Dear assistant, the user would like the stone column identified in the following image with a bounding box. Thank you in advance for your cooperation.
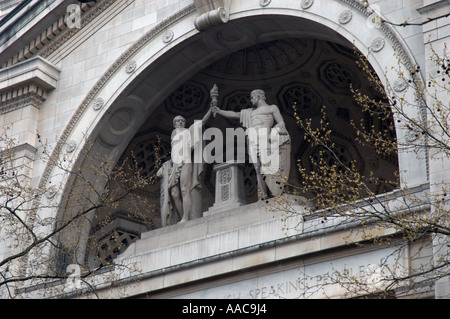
[204,162,246,216]
[0,56,59,185]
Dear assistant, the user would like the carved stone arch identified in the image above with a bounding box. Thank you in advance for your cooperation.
[35,0,426,268]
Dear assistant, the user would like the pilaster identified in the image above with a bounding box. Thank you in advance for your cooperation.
[0,56,60,182]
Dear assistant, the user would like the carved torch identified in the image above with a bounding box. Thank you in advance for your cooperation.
[210,84,219,117]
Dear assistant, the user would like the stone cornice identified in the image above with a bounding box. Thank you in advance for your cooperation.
[0,0,98,69]
[0,89,46,114]
[0,56,60,91]
[39,0,125,63]
[0,1,68,63]
[0,56,59,113]
[0,0,417,75]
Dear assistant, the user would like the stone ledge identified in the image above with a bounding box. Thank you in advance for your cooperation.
[117,197,308,276]
[417,0,450,14]
[110,185,431,297]
[109,217,400,298]
[26,188,430,298]
[0,56,60,92]
[129,196,307,255]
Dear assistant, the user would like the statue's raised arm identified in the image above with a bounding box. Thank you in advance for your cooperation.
[209,84,240,120]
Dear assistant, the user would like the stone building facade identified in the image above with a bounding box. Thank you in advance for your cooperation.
[0,0,448,299]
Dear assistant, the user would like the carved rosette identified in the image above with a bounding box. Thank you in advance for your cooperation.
[66,140,77,153]
[125,60,137,74]
[45,186,57,199]
[370,37,385,52]
[92,97,105,111]
[339,10,353,24]
[393,78,408,92]
[163,30,174,43]
[301,0,314,9]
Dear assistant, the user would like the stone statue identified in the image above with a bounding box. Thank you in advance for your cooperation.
[157,108,213,226]
[212,89,291,198]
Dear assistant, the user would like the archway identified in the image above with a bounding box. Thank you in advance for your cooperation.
[86,16,400,267]
[41,3,426,269]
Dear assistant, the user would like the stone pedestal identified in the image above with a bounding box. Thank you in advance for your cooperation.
[204,162,246,216]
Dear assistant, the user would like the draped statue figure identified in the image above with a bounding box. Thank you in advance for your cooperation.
[212,89,291,198]
[157,108,213,226]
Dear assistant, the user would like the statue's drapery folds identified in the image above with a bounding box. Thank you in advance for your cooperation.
[159,87,292,226]
[159,118,205,226]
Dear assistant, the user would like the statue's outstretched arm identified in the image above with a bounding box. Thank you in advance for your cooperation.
[212,105,240,119]
[201,106,213,124]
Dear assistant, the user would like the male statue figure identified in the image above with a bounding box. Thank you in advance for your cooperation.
[212,89,291,198]
[157,107,213,226]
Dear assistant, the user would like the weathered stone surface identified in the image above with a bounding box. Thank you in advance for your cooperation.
[0,0,448,299]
